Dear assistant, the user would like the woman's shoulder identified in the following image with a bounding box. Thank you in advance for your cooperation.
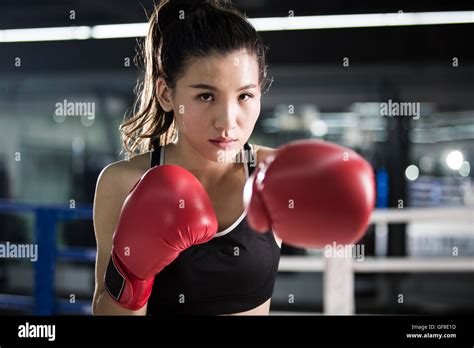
[251,143,276,166]
[96,152,152,200]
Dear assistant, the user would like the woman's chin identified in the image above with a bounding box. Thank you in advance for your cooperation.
[212,146,241,164]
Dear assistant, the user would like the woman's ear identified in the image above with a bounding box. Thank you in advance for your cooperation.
[156,77,174,112]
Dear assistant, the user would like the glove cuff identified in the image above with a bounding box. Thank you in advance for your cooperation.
[104,249,154,310]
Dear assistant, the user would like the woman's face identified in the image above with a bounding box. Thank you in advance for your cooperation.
[167,50,261,163]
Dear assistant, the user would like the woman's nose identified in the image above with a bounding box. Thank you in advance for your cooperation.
[214,103,238,132]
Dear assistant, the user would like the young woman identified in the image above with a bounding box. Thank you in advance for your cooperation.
[92,0,282,316]
[92,0,375,316]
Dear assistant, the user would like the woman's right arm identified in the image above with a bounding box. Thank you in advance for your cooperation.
[92,163,148,315]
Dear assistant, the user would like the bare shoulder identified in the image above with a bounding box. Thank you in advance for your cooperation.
[251,143,277,166]
[96,152,152,198]
[93,151,153,232]
[252,143,276,152]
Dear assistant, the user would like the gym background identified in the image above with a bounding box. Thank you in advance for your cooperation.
[0,0,473,315]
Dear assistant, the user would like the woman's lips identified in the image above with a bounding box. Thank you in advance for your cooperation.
[209,139,237,148]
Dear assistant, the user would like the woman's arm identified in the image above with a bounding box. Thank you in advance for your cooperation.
[253,145,282,247]
[92,162,148,315]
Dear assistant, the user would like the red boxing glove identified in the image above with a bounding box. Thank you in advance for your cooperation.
[105,165,218,310]
[243,140,375,248]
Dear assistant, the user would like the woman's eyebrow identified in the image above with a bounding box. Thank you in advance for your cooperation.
[188,83,257,91]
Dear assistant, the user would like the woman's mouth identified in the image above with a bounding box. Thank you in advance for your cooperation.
[209,138,238,148]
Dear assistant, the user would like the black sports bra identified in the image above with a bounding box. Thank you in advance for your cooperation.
[146,142,281,315]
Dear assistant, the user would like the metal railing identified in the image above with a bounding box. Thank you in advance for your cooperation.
[0,201,472,315]
[278,207,474,314]
[0,200,94,315]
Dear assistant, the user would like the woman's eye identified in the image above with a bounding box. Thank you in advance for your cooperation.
[198,93,253,102]
[239,93,253,101]
[198,93,214,102]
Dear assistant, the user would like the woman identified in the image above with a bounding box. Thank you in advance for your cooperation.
[92,0,375,317]
[92,0,283,316]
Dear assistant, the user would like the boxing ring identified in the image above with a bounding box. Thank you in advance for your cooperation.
[0,200,472,315]
[278,207,474,314]
[0,200,94,315]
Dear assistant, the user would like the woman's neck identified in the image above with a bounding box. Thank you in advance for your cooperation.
[164,140,243,189]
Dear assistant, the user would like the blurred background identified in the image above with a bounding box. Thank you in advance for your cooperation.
[0,0,473,315]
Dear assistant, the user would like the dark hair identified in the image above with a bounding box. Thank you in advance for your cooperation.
[120,0,272,157]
